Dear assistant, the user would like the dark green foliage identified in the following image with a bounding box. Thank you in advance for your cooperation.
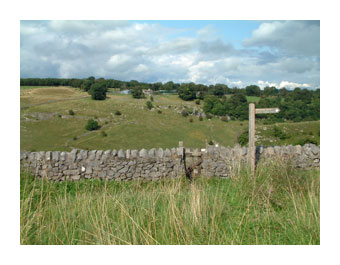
[157,110,162,114]
[195,99,200,105]
[203,94,248,120]
[131,87,145,99]
[181,110,189,117]
[68,110,75,116]
[85,119,100,131]
[178,83,197,101]
[150,95,154,102]
[73,136,77,141]
[208,140,214,145]
[88,82,107,100]
[245,85,261,96]
[115,111,121,115]
[146,101,153,110]
[101,131,107,137]
[238,130,249,146]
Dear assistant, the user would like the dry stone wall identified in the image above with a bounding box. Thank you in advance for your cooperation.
[20,144,320,181]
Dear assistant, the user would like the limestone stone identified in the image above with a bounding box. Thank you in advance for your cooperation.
[118,149,125,159]
[157,148,164,159]
[88,150,96,161]
[112,149,118,157]
[131,149,139,158]
[148,148,156,158]
[126,149,131,159]
[60,152,67,161]
[96,150,103,160]
[45,151,52,161]
[139,149,148,158]
[164,149,171,157]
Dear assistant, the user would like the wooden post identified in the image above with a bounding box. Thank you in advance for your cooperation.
[248,105,280,176]
[249,103,256,176]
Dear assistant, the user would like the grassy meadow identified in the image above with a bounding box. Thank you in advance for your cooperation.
[20,159,320,245]
[20,86,319,152]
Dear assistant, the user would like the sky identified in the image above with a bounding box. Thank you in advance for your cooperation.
[20,20,320,89]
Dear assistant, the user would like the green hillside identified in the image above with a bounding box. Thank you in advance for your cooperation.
[20,86,320,151]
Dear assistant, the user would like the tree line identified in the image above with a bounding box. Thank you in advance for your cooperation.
[20,77,320,122]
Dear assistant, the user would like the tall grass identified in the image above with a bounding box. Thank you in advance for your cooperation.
[20,160,319,245]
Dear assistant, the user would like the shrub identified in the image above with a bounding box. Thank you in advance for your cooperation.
[206,113,212,119]
[146,101,153,110]
[195,99,200,105]
[208,140,214,145]
[85,119,100,131]
[115,110,121,115]
[238,130,249,146]
[58,114,62,118]
[181,110,188,117]
[88,82,107,100]
[131,87,145,99]
[101,131,107,137]
[189,118,193,123]
[150,95,154,102]
[199,116,203,121]
[157,110,162,114]
[68,110,75,116]
[73,136,77,141]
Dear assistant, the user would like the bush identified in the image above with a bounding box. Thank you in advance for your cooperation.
[199,116,203,121]
[208,140,214,145]
[73,136,77,141]
[238,130,249,146]
[189,118,193,123]
[146,101,153,110]
[115,110,121,115]
[206,113,212,119]
[131,87,145,99]
[181,110,188,117]
[85,119,100,131]
[88,82,107,100]
[150,95,154,102]
[101,131,107,137]
[68,110,75,116]
[195,99,200,105]
[157,110,162,114]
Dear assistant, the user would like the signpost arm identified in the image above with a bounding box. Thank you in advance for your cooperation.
[249,103,256,176]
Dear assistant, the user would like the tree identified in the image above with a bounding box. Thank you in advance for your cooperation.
[131,87,145,99]
[245,85,261,96]
[88,82,107,100]
[178,83,197,101]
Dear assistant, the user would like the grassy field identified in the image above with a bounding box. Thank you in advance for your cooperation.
[20,159,320,245]
[20,86,319,151]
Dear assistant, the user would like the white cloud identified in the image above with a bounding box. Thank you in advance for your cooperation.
[20,20,320,88]
[279,81,311,89]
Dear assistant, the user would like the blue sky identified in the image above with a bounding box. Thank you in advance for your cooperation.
[20,20,320,89]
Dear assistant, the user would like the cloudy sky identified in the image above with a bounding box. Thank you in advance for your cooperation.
[20,20,320,89]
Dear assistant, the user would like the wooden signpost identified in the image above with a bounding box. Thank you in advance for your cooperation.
[249,103,280,176]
